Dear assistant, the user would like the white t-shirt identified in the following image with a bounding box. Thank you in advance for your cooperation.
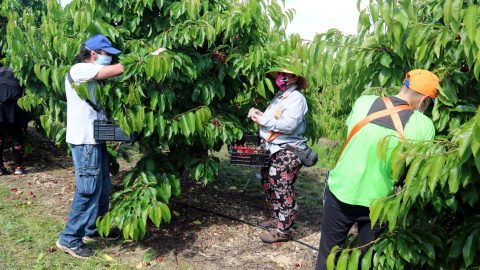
[65,62,106,145]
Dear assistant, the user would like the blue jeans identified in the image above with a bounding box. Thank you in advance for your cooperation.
[58,143,111,248]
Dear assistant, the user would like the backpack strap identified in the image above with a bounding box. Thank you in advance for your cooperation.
[336,97,412,166]
[67,71,102,112]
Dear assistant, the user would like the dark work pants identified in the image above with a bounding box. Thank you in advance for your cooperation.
[0,122,23,168]
[315,185,386,270]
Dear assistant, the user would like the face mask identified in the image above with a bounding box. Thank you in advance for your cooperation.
[276,75,289,90]
[94,54,112,66]
[417,96,428,113]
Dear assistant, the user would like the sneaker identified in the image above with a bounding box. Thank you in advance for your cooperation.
[258,218,277,229]
[56,240,95,259]
[0,167,5,176]
[83,230,120,241]
[14,166,23,175]
[260,230,290,243]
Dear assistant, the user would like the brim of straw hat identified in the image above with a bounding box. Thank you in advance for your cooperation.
[269,69,310,90]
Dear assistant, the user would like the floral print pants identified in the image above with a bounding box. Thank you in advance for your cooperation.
[260,149,302,234]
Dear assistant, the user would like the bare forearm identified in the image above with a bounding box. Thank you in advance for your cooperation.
[93,63,124,80]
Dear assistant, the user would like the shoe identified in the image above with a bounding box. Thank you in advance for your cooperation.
[258,218,277,229]
[56,240,95,259]
[0,167,5,176]
[14,166,23,175]
[83,230,120,241]
[260,230,290,243]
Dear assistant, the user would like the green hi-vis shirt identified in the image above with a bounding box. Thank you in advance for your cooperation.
[328,95,435,207]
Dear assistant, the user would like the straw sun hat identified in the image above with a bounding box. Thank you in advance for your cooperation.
[269,68,310,90]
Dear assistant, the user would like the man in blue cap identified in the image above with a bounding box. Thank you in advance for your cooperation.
[56,34,165,259]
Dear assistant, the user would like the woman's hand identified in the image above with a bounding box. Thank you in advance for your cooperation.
[150,48,168,55]
[248,108,263,118]
[250,113,261,124]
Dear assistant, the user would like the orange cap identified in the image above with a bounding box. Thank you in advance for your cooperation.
[403,69,440,98]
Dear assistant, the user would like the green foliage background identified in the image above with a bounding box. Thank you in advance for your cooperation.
[1,0,480,268]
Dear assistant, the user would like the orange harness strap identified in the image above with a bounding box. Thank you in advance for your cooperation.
[335,97,412,166]
[266,130,282,142]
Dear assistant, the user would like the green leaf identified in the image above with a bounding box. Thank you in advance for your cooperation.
[326,246,339,270]
[459,117,476,164]
[463,231,478,267]
[450,233,468,258]
[380,53,392,67]
[265,78,275,93]
[337,249,349,270]
[360,247,373,270]
[159,203,171,223]
[377,135,392,162]
[464,6,478,43]
[428,154,446,193]
[146,112,154,135]
[169,175,181,196]
[348,250,361,270]
[361,37,380,49]
[187,112,196,135]
[387,195,401,231]
[369,199,384,227]
[180,114,191,137]
[143,250,152,263]
[257,80,266,98]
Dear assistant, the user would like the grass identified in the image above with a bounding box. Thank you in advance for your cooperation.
[0,188,122,270]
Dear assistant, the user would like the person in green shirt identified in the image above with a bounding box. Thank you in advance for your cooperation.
[315,70,440,269]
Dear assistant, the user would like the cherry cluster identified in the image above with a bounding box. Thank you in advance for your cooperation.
[212,51,228,63]
[234,145,257,154]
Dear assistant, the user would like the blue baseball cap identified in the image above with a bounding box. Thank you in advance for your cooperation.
[84,34,121,55]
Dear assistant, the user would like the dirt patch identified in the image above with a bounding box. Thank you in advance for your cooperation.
[1,128,325,269]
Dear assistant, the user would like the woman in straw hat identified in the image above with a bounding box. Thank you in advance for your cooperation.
[248,68,310,243]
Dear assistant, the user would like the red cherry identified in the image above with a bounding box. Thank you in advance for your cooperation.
[235,36,239,39]
[456,34,461,40]
[133,187,138,190]
[237,105,241,109]
[217,126,220,130]
[11,188,17,192]
[143,243,148,247]
[222,59,225,63]
[131,248,135,251]
[222,115,225,119]
[158,257,163,262]
[213,121,216,124]
[105,264,110,268]
[29,192,33,195]
[201,159,204,163]
[295,263,300,267]
[213,51,219,56]
[256,101,259,103]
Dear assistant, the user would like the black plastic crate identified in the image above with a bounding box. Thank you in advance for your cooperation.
[228,131,270,167]
[94,120,139,142]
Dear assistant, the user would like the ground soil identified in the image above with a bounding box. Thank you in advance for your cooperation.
[1,128,328,269]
